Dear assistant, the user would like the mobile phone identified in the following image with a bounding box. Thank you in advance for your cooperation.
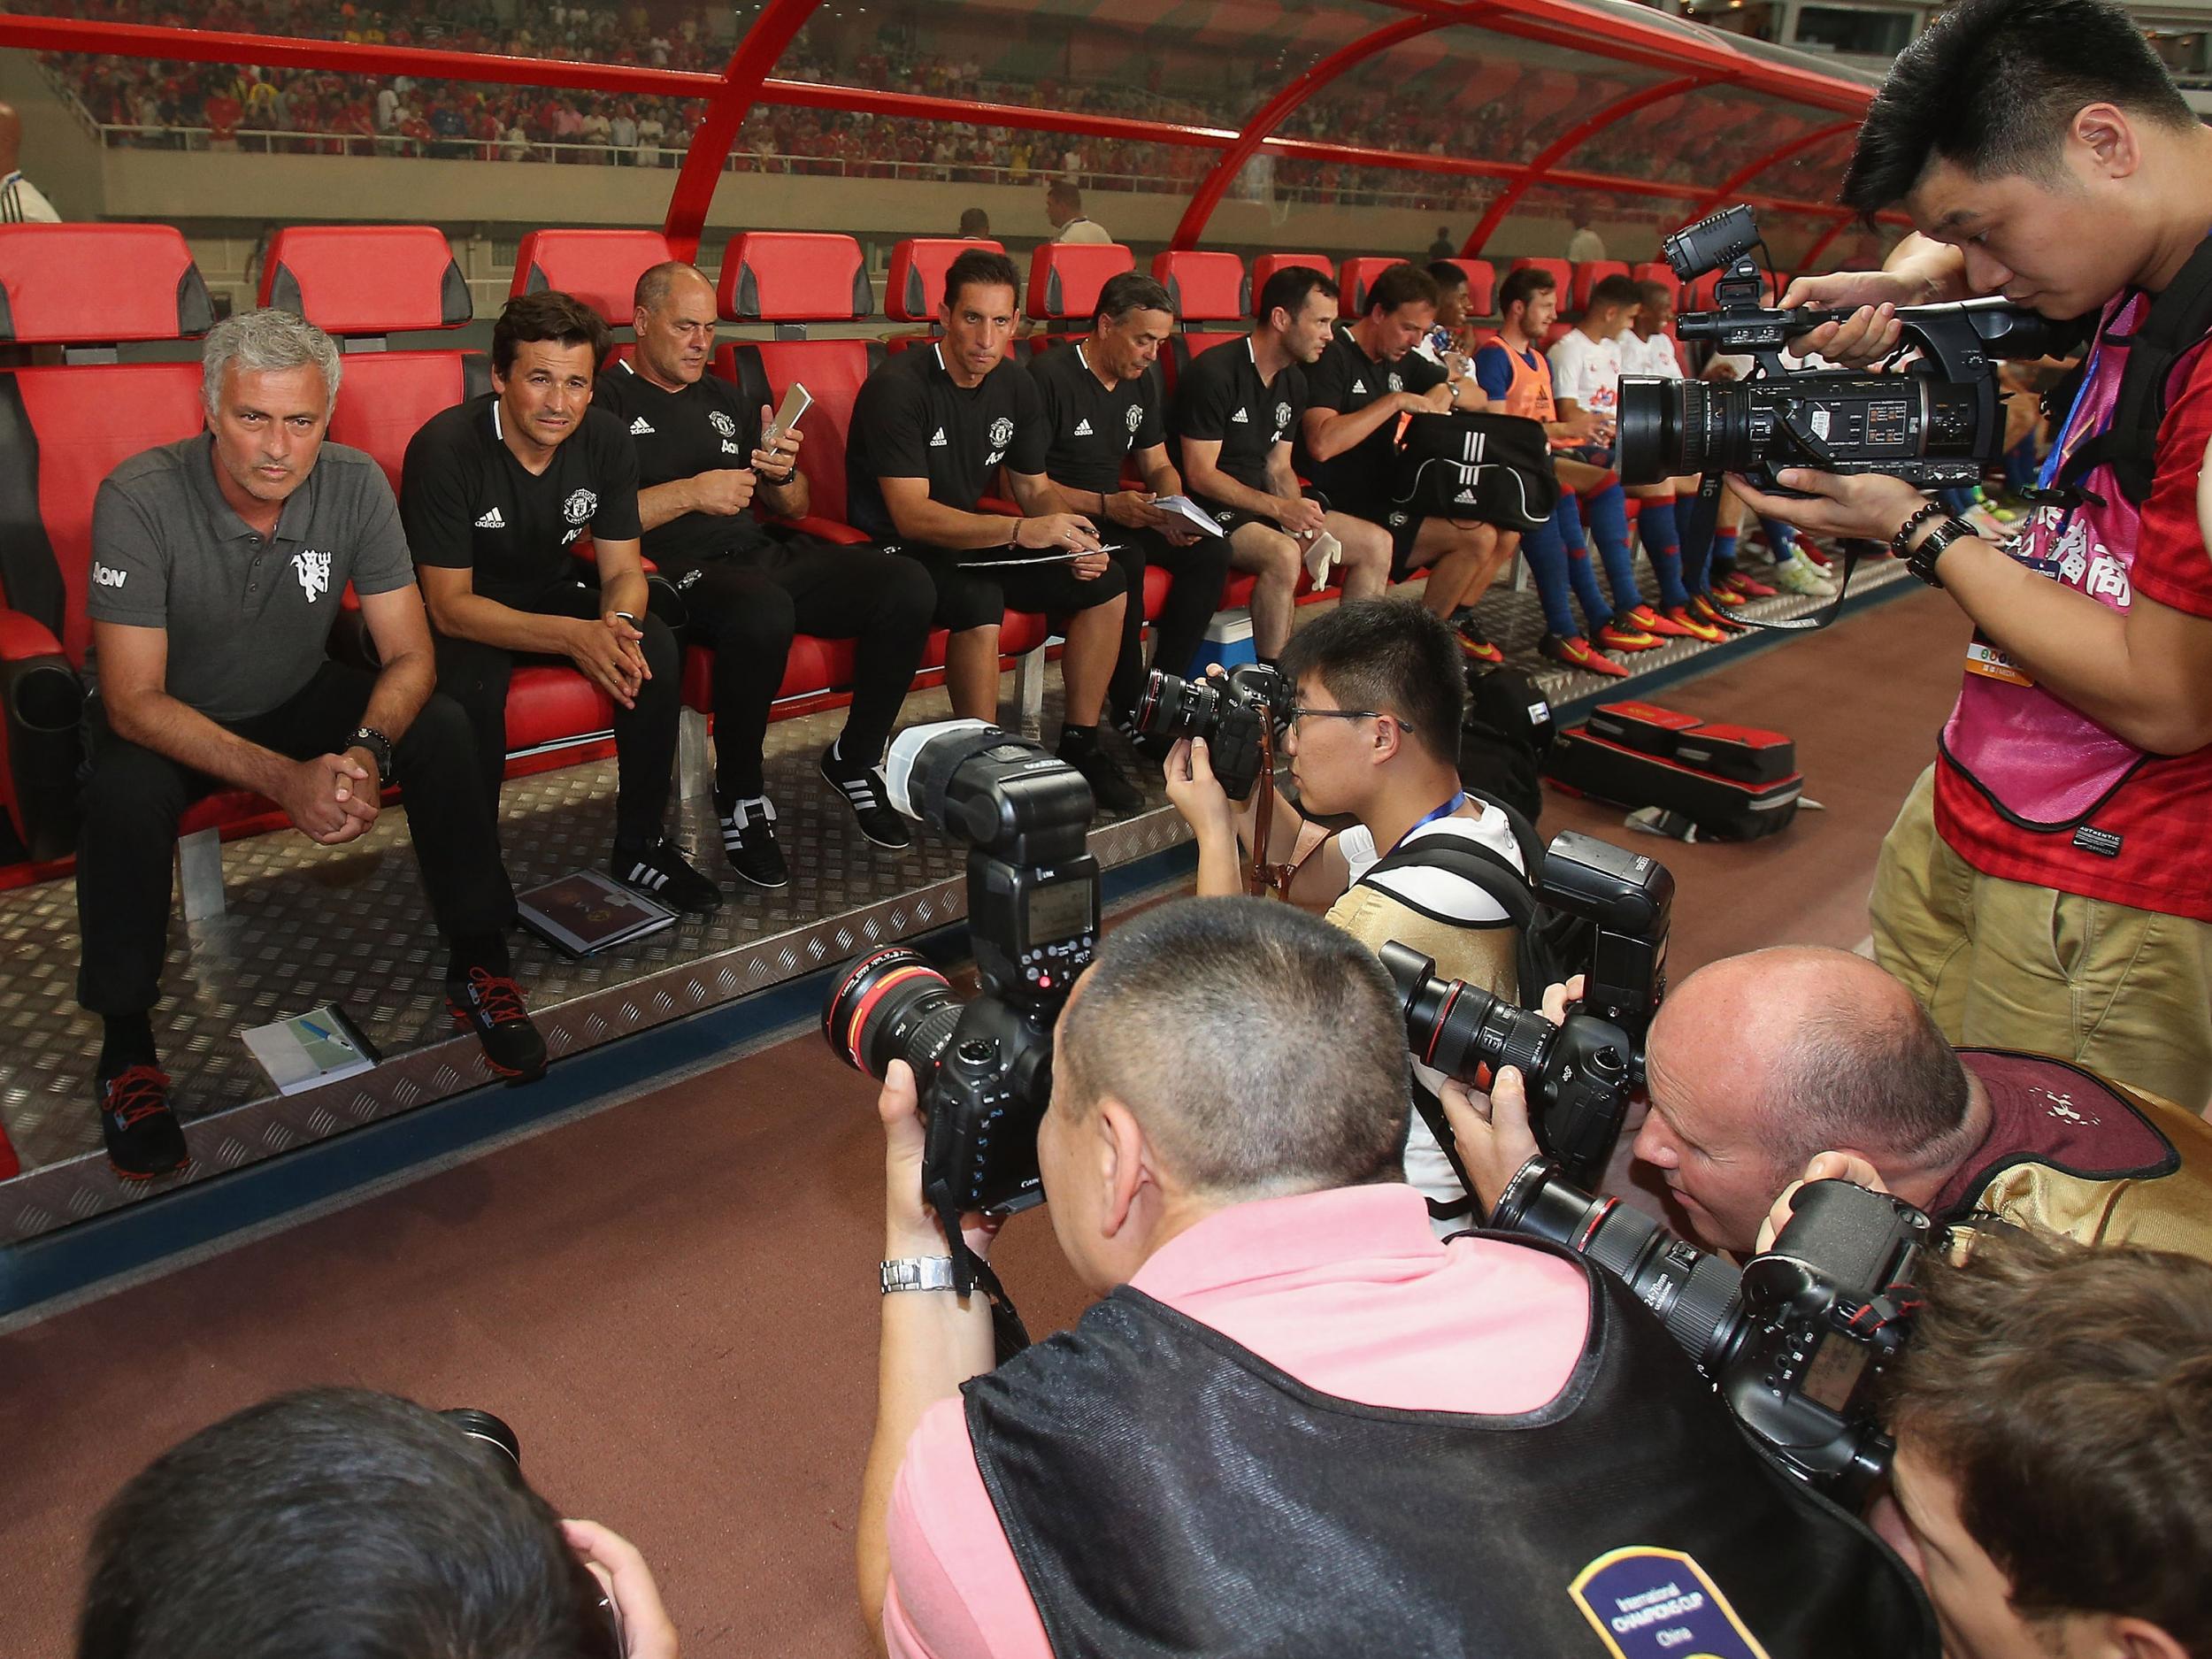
[762,381,812,450]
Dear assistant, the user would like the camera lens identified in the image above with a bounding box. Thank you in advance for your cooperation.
[1617,374,1686,486]
[441,1408,522,1471]
[823,947,964,1084]
[1133,669,1222,745]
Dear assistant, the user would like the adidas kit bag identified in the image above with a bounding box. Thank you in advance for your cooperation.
[1391,411,1558,531]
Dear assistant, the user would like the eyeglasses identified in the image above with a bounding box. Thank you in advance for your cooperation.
[1280,706,1411,734]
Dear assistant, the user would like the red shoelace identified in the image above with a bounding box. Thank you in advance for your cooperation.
[457,967,529,1025]
[104,1064,173,1128]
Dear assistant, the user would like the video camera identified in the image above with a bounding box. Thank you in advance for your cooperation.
[1131,663,1294,802]
[1490,1161,1931,1496]
[823,720,1100,1293]
[1618,204,2083,492]
[1380,831,1673,1187]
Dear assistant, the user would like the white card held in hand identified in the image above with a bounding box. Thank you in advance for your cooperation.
[1149,495,1228,537]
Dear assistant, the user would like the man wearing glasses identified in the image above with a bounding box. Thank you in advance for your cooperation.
[1164,598,1525,1232]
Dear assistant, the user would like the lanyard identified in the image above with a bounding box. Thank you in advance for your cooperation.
[1391,791,1468,856]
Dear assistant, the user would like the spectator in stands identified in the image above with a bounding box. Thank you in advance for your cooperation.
[403,289,721,916]
[843,249,1142,815]
[1746,0,2212,1108]
[1172,266,1392,663]
[1547,273,1716,639]
[1473,265,1644,677]
[1297,262,1510,659]
[1165,599,1526,1225]
[1426,225,1455,261]
[0,100,61,222]
[1444,944,2212,1260]
[76,1387,678,1659]
[1044,180,1111,245]
[956,206,990,237]
[860,895,1925,1656]
[76,310,542,1180]
[1872,1229,2212,1659]
[1565,206,1607,265]
[1027,273,1231,778]
[595,262,935,876]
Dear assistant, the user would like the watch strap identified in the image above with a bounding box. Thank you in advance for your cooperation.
[880,1256,958,1294]
[1905,516,1976,589]
[347,726,393,783]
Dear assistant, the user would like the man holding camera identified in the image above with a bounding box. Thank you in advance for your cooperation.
[1732,0,2212,1108]
[857,897,1929,1657]
[845,249,1143,816]
[1024,272,1231,745]
[1294,262,1506,641]
[1163,599,1527,1227]
[1445,943,2212,1263]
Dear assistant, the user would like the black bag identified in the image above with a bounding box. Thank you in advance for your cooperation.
[1458,665,1554,826]
[2054,233,2212,507]
[1390,411,1558,530]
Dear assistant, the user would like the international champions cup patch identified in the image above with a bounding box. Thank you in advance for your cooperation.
[1570,1547,1770,1659]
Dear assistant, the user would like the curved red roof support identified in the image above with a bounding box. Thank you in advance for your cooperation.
[1461,73,1707,257]
[1168,13,1455,252]
[662,0,830,262]
[1687,119,1862,220]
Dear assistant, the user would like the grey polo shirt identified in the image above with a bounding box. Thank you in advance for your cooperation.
[87,434,416,722]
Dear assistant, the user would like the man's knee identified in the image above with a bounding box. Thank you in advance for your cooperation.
[1236,529,1300,584]
[81,735,190,822]
[875,552,938,625]
[392,692,478,780]
[699,577,795,656]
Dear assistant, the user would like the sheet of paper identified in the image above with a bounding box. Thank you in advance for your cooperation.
[1150,495,1227,537]
[960,545,1123,569]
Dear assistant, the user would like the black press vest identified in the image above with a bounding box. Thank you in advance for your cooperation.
[964,1240,1935,1658]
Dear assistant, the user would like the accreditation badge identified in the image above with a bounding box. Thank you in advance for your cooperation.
[1570,1546,1770,1659]
[1963,636,2035,688]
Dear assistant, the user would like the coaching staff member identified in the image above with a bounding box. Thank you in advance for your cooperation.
[856,898,1934,1658]
[1740,0,2212,1107]
[845,248,1141,816]
[594,261,935,880]
[1025,271,1231,744]
[402,289,719,915]
[76,310,541,1179]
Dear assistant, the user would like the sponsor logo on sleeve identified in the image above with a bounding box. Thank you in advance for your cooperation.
[92,562,127,588]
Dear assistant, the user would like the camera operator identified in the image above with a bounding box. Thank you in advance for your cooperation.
[857,897,1931,1658]
[1161,599,1528,1227]
[1870,1226,2212,1659]
[75,1387,675,1659]
[1441,943,2212,1262]
[1731,0,2212,1108]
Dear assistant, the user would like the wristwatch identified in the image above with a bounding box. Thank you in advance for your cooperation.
[880,1256,958,1294]
[347,725,393,784]
[1901,513,1976,590]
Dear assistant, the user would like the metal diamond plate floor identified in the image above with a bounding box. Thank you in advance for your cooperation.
[0,548,1903,1245]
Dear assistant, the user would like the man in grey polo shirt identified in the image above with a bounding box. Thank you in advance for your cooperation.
[76,310,543,1182]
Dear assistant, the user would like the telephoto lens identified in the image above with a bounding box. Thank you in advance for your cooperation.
[1131,668,1271,801]
[823,946,965,1091]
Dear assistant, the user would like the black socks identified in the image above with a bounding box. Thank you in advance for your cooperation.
[446,932,513,987]
[99,1011,157,1079]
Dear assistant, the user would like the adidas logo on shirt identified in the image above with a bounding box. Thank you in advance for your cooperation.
[1352,379,1367,394]
[929,427,949,448]
[474,508,505,528]
[629,416,655,435]
[1230,408,1249,424]
[1073,418,1094,437]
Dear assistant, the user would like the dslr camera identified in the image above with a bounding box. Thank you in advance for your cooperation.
[1381,831,1673,1187]
[1132,662,1294,802]
[1491,1160,1931,1495]
[1618,204,2083,492]
[823,720,1100,1292]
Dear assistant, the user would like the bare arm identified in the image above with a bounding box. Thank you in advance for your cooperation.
[416,562,645,710]
[1134,443,1183,500]
[350,583,436,743]
[881,474,1102,554]
[1179,434,1288,523]
[1299,388,1440,464]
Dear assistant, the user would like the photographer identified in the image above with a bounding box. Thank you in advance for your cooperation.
[76,1387,675,1659]
[1871,1227,2212,1659]
[1441,944,2212,1261]
[1731,0,2212,1108]
[856,897,1930,1657]
[1161,599,1527,1225]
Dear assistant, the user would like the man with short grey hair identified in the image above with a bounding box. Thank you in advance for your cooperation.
[76,309,541,1181]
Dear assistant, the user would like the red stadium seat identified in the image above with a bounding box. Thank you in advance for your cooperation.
[1249,253,1336,311]
[886,236,1006,322]
[1682,270,1724,312]
[1509,257,1574,306]
[1570,260,1632,313]
[511,227,675,327]
[1339,257,1410,317]
[260,225,486,495]
[1026,241,1133,322]
[0,226,217,864]
[720,231,874,325]
[1151,250,1247,323]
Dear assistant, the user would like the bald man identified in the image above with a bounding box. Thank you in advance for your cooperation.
[1444,945,2212,1260]
[0,102,61,223]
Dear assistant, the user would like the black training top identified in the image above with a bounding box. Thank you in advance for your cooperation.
[1298,323,1446,512]
[1171,335,1305,497]
[1026,339,1165,496]
[592,357,770,569]
[400,392,642,609]
[846,343,1048,545]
